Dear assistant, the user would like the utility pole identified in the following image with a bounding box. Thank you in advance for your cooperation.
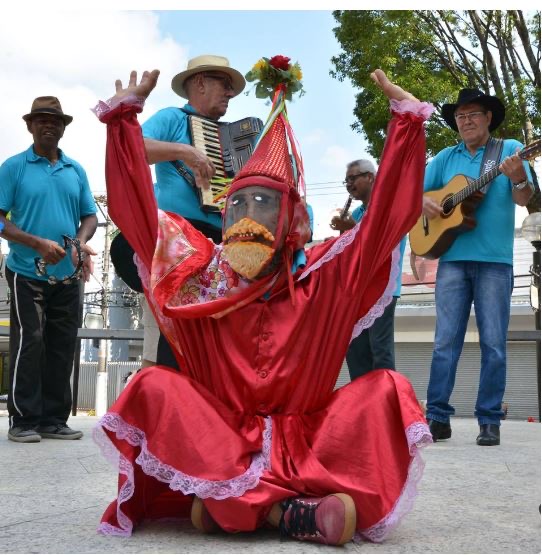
[95,210,112,417]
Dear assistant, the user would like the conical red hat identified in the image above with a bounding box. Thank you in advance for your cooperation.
[231,114,295,190]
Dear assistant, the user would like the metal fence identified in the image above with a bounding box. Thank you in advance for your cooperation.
[72,361,140,411]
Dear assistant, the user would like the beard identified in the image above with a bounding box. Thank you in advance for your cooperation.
[223,217,276,280]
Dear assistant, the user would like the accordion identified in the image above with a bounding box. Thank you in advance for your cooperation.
[185,115,263,213]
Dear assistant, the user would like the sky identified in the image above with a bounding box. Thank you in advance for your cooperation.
[0,5,538,279]
[0,9,370,247]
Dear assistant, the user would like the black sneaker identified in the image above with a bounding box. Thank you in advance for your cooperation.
[37,424,83,440]
[427,419,452,441]
[8,426,41,443]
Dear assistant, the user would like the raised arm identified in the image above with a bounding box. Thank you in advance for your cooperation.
[95,70,161,270]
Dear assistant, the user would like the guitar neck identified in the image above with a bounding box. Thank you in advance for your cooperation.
[454,165,502,205]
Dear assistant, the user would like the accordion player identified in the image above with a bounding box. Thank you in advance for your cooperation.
[171,114,263,213]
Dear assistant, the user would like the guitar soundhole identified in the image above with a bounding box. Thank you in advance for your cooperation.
[441,196,454,218]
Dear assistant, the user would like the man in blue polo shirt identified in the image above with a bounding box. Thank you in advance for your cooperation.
[417,89,534,446]
[0,96,97,443]
[330,159,407,378]
[140,54,245,367]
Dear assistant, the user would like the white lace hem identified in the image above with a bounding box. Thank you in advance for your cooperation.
[355,421,433,543]
[93,412,272,536]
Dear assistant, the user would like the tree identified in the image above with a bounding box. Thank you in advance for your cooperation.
[331,10,540,156]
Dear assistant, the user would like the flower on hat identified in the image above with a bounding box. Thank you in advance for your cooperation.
[245,55,305,101]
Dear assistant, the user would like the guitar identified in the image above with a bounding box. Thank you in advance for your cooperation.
[409,140,541,259]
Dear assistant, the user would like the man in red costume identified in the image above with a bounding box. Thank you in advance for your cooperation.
[93,67,434,546]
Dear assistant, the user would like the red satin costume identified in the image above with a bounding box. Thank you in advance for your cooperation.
[93,97,433,543]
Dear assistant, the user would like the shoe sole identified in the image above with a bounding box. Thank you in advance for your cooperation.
[8,433,41,443]
[433,431,452,441]
[39,432,83,440]
[476,439,500,446]
[331,493,357,545]
[191,497,219,533]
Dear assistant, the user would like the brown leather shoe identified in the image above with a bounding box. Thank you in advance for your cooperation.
[191,497,220,533]
[274,493,356,546]
[476,424,500,446]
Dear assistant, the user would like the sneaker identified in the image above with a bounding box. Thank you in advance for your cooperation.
[274,493,356,546]
[37,424,83,440]
[8,426,41,443]
[191,497,220,533]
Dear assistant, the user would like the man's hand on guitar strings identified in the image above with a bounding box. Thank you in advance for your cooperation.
[422,196,443,219]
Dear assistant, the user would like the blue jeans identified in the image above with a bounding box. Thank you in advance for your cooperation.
[426,261,513,426]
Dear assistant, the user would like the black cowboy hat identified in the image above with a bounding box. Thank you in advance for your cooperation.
[441,88,505,132]
[110,232,143,293]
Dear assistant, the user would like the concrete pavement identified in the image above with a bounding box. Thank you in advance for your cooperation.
[0,413,539,554]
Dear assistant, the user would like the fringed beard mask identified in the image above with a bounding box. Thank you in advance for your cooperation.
[223,185,287,280]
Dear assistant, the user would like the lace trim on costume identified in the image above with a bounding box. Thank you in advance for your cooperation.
[93,412,273,536]
[297,220,361,281]
[390,99,435,120]
[91,94,145,119]
[168,246,252,306]
[355,421,433,543]
[350,246,400,341]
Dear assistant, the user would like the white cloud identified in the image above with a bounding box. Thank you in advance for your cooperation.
[0,11,188,198]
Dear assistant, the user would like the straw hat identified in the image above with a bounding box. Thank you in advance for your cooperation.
[171,54,245,99]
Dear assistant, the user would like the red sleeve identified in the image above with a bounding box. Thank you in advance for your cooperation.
[303,109,426,317]
[100,103,158,270]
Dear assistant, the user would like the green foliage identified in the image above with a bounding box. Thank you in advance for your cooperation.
[331,10,541,161]
[245,57,305,102]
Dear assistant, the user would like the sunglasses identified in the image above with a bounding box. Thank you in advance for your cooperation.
[203,73,235,92]
[343,172,371,185]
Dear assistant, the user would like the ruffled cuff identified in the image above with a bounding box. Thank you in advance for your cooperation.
[91,94,146,121]
[390,99,435,121]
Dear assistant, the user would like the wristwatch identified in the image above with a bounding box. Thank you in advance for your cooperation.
[512,179,533,192]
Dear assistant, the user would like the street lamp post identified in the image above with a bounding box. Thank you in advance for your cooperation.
[521,212,541,421]
[84,312,107,417]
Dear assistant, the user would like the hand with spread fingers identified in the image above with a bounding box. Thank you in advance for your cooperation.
[113,69,160,103]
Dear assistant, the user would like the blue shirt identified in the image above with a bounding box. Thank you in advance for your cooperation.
[142,104,221,229]
[352,204,406,297]
[424,138,532,265]
[0,146,97,280]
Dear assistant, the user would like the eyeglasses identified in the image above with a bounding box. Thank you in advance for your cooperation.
[34,235,84,285]
[343,172,371,185]
[203,73,235,92]
[454,111,487,123]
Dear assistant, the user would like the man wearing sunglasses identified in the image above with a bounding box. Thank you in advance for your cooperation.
[132,55,245,369]
[330,159,407,379]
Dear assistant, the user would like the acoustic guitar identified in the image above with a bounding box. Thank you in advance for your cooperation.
[409,140,541,259]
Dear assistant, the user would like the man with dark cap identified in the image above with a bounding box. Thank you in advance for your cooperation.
[413,88,534,446]
[0,96,97,443]
[92,66,433,546]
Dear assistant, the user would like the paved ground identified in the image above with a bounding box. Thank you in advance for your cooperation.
[0,413,539,554]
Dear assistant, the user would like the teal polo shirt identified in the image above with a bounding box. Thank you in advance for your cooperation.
[0,146,96,280]
[424,138,533,265]
[142,104,221,229]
